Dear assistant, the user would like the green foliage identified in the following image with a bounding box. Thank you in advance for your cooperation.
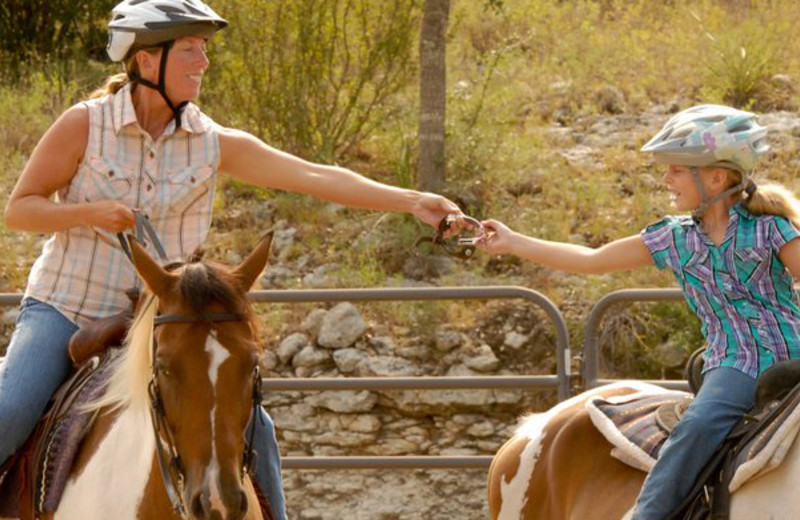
[203,0,422,162]
[0,0,115,79]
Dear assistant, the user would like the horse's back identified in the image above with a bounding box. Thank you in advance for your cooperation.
[489,383,658,520]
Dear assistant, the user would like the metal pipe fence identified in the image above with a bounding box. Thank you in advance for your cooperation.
[0,286,569,470]
[582,288,690,392]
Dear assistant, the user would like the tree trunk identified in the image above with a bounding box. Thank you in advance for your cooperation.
[417,0,450,192]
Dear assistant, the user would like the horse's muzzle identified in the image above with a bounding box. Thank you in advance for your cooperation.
[190,486,248,520]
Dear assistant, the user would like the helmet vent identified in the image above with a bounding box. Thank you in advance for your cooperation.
[729,123,753,133]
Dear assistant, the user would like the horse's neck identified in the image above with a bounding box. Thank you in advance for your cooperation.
[55,406,155,520]
[730,428,800,520]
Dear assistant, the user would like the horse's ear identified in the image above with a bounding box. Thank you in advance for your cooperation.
[128,235,176,297]
[233,231,274,291]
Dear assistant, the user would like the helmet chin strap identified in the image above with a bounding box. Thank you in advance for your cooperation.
[690,166,749,221]
[128,41,188,129]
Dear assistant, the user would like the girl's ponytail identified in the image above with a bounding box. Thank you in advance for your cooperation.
[743,182,800,231]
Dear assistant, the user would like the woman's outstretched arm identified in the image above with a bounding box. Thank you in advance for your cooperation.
[217,127,461,228]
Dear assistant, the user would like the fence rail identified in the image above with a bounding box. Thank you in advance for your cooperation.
[0,286,570,470]
[582,288,690,392]
[1,286,696,470]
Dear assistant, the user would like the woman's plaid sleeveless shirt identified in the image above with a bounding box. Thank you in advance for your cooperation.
[641,203,800,378]
[25,84,220,326]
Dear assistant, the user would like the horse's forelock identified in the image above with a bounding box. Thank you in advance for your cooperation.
[178,261,248,316]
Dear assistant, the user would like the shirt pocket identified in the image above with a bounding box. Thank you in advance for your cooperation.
[81,155,134,202]
[734,247,770,285]
[164,165,215,214]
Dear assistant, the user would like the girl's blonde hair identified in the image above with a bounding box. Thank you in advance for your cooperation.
[88,47,159,99]
[728,169,800,230]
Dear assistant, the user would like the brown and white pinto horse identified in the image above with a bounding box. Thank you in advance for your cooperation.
[32,234,273,520]
[488,381,800,520]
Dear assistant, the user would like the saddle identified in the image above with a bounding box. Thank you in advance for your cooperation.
[0,353,115,520]
[588,355,800,520]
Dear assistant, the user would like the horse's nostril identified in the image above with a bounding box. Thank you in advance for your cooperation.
[191,491,207,518]
[239,490,248,515]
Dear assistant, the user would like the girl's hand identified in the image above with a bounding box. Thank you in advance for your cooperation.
[85,201,136,233]
[477,219,517,256]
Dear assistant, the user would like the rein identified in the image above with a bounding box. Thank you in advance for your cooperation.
[120,214,262,517]
[414,214,485,260]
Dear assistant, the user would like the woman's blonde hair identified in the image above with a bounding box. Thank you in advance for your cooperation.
[88,47,159,99]
[728,169,800,230]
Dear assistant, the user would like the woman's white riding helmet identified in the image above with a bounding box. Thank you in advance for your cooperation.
[641,104,769,218]
[106,0,227,128]
[107,0,227,62]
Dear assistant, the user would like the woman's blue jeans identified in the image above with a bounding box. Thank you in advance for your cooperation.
[0,298,287,519]
[631,366,757,520]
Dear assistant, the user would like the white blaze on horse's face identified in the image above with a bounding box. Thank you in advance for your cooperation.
[204,332,232,516]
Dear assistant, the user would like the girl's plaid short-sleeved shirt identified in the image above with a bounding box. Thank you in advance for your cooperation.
[642,203,800,377]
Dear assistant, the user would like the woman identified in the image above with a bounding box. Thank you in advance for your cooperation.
[477,104,800,519]
[1,0,464,518]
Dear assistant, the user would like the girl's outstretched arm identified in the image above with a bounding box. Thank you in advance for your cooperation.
[478,219,654,274]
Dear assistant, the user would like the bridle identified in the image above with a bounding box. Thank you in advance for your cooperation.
[147,310,263,517]
[119,213,263,517]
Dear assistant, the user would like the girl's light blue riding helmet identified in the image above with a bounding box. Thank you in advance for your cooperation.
[641,104,769,218]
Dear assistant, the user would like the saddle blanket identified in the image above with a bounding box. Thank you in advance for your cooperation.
[586,387,800,492]
[0,353,115,517]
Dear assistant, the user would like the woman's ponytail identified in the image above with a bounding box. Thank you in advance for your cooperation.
[88,72,130,99]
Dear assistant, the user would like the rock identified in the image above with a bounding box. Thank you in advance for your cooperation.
[306,390,378,413]
[466,422,496,438]
[273,227,297,260]
[357,355,422,377]
[465,345,500,372]
[344,415,382,433]
[260,350,279,371]
[292,346,331,367]
[332,348,367,373]
[277,333,308,364]
[314,431,376,447]
[302,309,328,340]
[503,331,528,350]
[402,255,455,280]
[435,330,463,352]
[260,265,296,288]
[370,438,419,455]
[558,145,602,169]
[1,307,18,325]
[303,263,339,287]
[317,303,367,349]
[368,336,395,355]
[271,404,319,432]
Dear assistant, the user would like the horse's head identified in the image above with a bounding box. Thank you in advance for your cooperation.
[129,233,273,520]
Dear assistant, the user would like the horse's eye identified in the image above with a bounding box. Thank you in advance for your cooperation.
[156,360,172,378]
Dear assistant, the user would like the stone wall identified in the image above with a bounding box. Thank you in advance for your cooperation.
[259,302,559,519]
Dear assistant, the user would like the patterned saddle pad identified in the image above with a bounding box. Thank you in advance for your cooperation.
[586,390,692,472]
[0,352,115,518]
[586,386,800,492]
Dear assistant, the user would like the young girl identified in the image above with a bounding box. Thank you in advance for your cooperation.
[477,104,800,520]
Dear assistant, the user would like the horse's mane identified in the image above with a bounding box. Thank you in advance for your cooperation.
[85,256,258,414]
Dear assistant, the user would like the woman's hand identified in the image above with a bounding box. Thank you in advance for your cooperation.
[410,192,464,230]
[84,201,136,233]
[477,219,518,256]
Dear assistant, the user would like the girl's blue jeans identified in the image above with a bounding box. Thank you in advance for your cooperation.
[0,298,287,519]
[631,366,757,520]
